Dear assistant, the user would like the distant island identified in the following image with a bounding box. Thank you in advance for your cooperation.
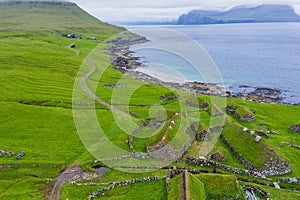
[176,4,300,25]
[121,4,300,26]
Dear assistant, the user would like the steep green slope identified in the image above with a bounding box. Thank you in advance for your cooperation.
[0,0,124,34]
[0,1,124,199]
[1,1,300,200]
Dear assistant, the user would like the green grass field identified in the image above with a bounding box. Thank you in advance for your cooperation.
[196,174,241,200]
[187,173,206,200]
[1,1,300,199]
[167,173,183,200]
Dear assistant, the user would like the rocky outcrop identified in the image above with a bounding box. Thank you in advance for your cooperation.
[290,124,300,133]
[125,70,226,97]
[107,35,148,72]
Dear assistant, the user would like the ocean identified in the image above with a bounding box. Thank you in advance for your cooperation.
[127,23,300,104]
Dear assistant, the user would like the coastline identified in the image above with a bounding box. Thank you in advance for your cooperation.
[107,35,225,97]
[106,34,299,105]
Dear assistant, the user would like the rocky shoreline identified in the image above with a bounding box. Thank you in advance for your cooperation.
[107,35,298,105]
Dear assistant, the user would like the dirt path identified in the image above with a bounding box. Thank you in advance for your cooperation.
[50,60,122,200]
[183,170,189,200]
[49,166,83,200]
[80,60,135,121]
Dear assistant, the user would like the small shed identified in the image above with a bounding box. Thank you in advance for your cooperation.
[66,34,77,38]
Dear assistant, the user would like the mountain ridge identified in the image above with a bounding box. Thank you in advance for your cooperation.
[177,4,300,25]
[0,0,124,34]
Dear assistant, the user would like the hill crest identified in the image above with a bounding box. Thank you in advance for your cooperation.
[177,4,300,25]
[0,0,123,34]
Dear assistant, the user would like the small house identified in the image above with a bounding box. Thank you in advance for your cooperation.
[66,34,77,38]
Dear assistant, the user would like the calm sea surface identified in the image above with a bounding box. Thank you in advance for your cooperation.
[127,23,300,103]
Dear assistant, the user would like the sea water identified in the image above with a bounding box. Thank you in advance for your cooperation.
[128,23,300,103]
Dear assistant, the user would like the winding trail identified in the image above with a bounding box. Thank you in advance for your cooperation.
[49,166,83,200]
[80,60,136,122]
[80,60,114,111]
[50,60,135,200]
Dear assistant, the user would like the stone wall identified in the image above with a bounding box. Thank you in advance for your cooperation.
[147,114,179,153]
[219,134,291,177]
[243,185,270,198]
[187,157,264,178]
[0,164,18,169]
[87,176,160,199]
[94,155,132,163]
[160,94,179,101]
[185,101,208,108]
[278,177,300,184]
[226,105,255,122]
[186,157,291,178]
[208,104,224,117]
[220,134,255,170]
[282,142,300,150]
[165,171,171,192]
[209,125,225,132]
[255,130,270,138]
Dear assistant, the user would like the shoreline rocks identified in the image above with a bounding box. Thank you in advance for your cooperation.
[106,34,298,105]
[107,35,227,97]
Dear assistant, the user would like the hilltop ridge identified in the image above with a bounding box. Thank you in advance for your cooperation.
[177,4,300,25]
[0,0,124,34]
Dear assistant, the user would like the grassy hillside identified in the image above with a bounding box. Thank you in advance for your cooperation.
[0,1,124,199]
[196,174,241,200]
[0,1,124,34]
[1,1,300,200]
